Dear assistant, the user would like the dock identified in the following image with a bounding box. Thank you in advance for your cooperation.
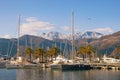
[89,63,120,70]
[50,62,120,70]
[0,61,120,70]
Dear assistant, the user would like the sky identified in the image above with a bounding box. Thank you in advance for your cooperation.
[0,0,120,38]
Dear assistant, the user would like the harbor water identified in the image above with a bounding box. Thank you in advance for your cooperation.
[0,69,120,80]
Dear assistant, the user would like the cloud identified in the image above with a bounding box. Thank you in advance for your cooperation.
[61,26,80,34]
[91,27,113,34]
[0,34,11,39]
[61,26,71,31]
[21,17,55,36]
[26,17,37,22]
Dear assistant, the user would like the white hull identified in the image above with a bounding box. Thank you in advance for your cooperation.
[6,63,22,69]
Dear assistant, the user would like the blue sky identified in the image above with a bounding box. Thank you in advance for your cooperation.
[0,0,120,38]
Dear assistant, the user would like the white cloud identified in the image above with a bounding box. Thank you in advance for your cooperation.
[91,27,113,34]
[26,17,37,22]
[0,34,11,39]
[62,26,71,31]
[61,26,80,34]
[21,17,55,36]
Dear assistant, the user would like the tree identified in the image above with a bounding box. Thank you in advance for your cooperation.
[86,44,95,61]
[77,46,86,61]
[46,48,54,62]
[52,46,60,59]
[34,48,44,63]
[25,47,33,62]
[46,46,60,62]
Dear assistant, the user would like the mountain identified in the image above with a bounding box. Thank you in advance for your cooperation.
[0,31,120,57]
[40,32,67,40]
[75,31,103,40]
[90,31,120,56]
[0,38,17,57]
[39,31,103,40]
[0,35,72,57]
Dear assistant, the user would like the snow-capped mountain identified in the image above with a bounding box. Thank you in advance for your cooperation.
[40,31,103,40]
[76,31,103,39]
[40,32,67,40]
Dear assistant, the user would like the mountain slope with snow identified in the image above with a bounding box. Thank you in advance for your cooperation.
[40,31,103,40]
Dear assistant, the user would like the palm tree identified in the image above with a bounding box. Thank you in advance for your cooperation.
[25,47,33,62]
[86,44,95,61]
[77,46,86,61]
[46,48,54,62]
[34,48,44,63]
[46,46,60,62]
[43,50,48,62]
[52,46,60,59]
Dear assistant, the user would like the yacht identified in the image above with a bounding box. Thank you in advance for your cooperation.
[5,56,24,69]
[100,54,120,63]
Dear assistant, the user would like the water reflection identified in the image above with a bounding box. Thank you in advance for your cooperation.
[0,69,16,80]
[16,69,120,80]
[16,69,46,80]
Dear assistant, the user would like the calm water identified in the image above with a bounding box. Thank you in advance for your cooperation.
[0,69,120,80]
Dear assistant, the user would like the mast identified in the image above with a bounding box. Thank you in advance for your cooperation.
[60,42,62,55]
[71,11,75,59]
[17,15,20,57]
[30,37,33,49]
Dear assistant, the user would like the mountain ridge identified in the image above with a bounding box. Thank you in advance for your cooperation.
[39,31,103,40]
[0,31,120,57]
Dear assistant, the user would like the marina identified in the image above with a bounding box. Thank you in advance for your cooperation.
[0,0,120,80]
[0,57,120,70]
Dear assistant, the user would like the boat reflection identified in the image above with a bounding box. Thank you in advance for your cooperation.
[16,69,45,80]
[16,69,120,80]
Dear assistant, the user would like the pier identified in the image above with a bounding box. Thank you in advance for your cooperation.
[0,61,120,70]
[50,62,120,70]
[89,63,120,70]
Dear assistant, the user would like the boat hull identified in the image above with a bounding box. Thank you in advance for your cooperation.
[50,64,91,70]
[6,64,22,69]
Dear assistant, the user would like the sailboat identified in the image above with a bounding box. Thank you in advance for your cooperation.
[6,15,24,69]
[50,11,92,70]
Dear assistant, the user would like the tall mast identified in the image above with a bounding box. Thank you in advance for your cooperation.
[17,15,20,57]
[30,37,33,49]
[72,11,74,59]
